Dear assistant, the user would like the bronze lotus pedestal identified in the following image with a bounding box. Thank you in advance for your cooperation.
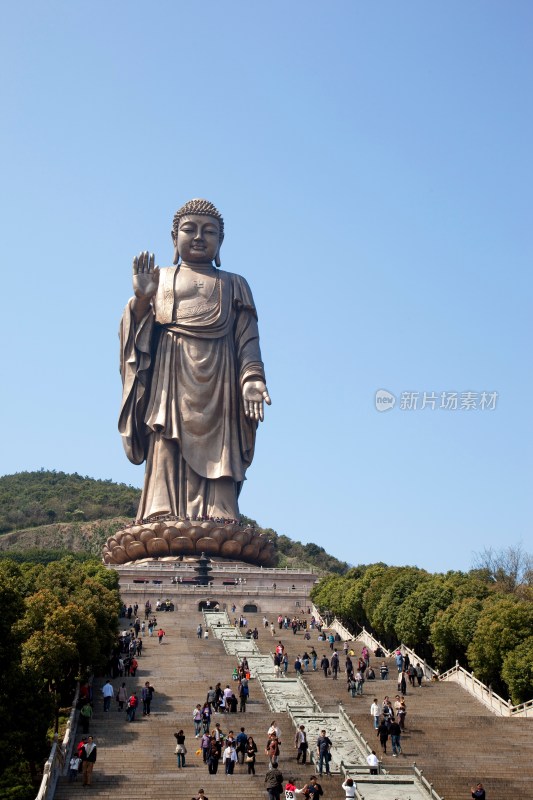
[103,519,276,567]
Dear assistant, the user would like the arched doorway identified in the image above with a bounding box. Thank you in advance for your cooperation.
[198,599,221,611]
[243,603,258,613]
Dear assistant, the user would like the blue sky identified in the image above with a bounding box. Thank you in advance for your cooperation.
[1,1,532,572]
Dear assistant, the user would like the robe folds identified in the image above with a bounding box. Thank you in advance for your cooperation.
[119,267,266,520]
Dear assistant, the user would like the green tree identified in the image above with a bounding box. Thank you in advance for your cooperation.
[501,636,533,704]
[467,595,533,692]
[364,566,429,642]
[395,574,453,650]
[310,575,348,616]
[430,596,485,669]
[21,629,78,685]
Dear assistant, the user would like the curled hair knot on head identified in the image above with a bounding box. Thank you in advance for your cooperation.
[172,199,224,242]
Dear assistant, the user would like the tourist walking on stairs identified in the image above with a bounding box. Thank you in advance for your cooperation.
[316,730,332,777]
[306,775,323,798]
[366,750,379,775]
[377,718,389,754]
[245,736,258,774]
[320,655,330,678]
[81,736,97,786]
[80,700,92,733]
[370,698,380,729]
[389,719,402,756]
[222,740,238,774]
[102,679,114,711]
[207,739,221,774]
[193,703,203,736]
[284,779,305,798]
[174,729,187,768]
[116,682,127,711]
[341,777,356,798]
[295,725,308,763]
[265,761,284,800]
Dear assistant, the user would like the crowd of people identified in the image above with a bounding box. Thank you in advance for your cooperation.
[124,514,257,528]
[74,600,487,798]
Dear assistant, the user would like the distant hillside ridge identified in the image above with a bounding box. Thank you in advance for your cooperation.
[0,471,349,575]
[0,517,131,559]
[0,469,140,533]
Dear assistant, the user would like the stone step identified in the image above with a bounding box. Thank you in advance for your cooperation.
[61,602,347,800]
[245,614,533,800]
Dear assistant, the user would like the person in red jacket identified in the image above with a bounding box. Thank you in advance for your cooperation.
[126,691,139,721]
[284,779,305,799]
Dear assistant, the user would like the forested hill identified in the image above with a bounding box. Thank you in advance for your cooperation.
[0,470,349,574]
[0,470,140,533]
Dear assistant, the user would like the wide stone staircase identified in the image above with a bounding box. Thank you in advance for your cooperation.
[54,607,347,800]
[248,614,533,800]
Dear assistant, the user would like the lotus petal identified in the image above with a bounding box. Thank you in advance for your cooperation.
[196,536,220,554]
[146,537,170,557]
[125,541,148,560]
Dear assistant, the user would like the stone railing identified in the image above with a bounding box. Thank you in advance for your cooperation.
[338,703,374,758]
[335,710,444,800]
[439,662,533,718]
[328,618,354,640]
[35,684,79,800]
[309,602,324,626]
[413,763,446,800]
[113,562,317,574]
[397,643,438,681]
[119,583,310,597]
[323,619,533,720]
[356,626,392,657]
[310,606,392,657]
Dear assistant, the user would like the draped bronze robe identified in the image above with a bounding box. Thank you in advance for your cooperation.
[119,267,266,520]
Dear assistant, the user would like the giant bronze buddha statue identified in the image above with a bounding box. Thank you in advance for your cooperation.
[103,200,274,566]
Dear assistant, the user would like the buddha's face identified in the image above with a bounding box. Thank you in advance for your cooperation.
[174,214,221,264]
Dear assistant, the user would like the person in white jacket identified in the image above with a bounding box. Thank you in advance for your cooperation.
[342,777,357,798]
[222,742,238,775]
[370,698,381,729]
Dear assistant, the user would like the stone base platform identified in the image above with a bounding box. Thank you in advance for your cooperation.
[111,559,319,616]
[102,519,276,567]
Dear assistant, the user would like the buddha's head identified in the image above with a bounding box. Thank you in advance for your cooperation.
[171,198,224,267]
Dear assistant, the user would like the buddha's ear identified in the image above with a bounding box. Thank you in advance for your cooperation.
[215,244,222,268]
[171,229,180,265]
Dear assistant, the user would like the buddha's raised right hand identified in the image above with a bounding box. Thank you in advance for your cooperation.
[133,251,160,299]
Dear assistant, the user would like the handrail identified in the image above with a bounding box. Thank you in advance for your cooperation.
[337,703,373,758]
[325,614,533,720]
[294,672,321,712]
[355,627,392,658]
[309,602,324,625]
[35,684,79,800]
[413,763,446,800]
[304,612,533,719]
[439,662,533,717]
[119,583,310,595]
[397,643,438,681]
[112,562,317,574]
[310,609,392,657]
[311,605,375,649]
[328,618,355,641]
